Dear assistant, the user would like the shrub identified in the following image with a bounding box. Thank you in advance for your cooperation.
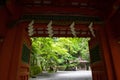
[30,65,42,77]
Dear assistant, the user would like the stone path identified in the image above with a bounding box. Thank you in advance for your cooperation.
[29,71,92,80]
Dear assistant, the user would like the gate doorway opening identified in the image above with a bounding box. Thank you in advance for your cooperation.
[30,37,92,80]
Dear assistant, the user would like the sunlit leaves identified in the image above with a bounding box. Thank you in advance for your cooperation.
[31,37,90,71]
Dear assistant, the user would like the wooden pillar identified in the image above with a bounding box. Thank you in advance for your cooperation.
[0,7,9,80]
[16,23,31,80]
[0,23,31,80]
[89,34,107,80]
[104,22,120,80]
[8,24,25,80]
[0,27,18,80]
[98,25,115,80]
[0,7,10,52]
[88,24,119,80]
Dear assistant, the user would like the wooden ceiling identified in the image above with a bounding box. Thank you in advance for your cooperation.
[5,0,120,37]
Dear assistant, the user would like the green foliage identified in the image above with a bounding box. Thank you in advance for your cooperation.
[30,37,90,72]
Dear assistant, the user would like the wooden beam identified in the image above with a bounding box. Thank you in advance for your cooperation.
[22,6,100,16]
[21,19,101,37]
[21,21,102,28]
[32,33,91,37]
[33,23,101,30]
